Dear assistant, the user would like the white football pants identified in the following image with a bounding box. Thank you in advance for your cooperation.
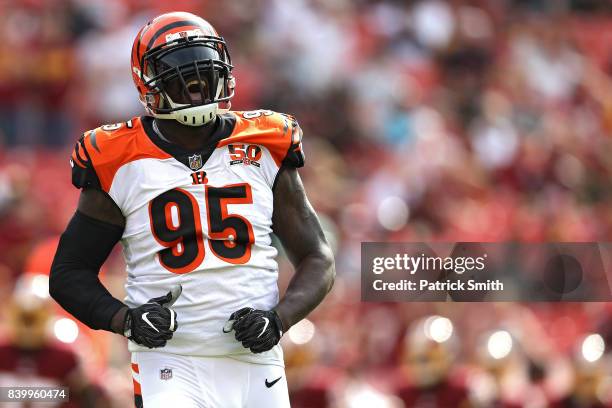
[131,351,290,408]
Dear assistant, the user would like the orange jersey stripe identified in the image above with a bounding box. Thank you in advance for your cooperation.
[132,379,141,396]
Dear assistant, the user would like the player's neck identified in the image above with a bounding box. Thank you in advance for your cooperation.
[154,118,219,151]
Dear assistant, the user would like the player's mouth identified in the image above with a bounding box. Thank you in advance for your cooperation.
[186,79,207,103]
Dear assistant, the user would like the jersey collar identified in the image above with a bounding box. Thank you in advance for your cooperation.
[141,114,236,170]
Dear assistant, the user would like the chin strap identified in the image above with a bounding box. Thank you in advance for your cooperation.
[151,119,171,142]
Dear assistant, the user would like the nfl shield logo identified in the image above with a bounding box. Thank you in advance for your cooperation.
[160,368,173,380]
[188,154,203,170]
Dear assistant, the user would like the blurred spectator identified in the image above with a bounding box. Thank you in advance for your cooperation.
[393,316,471,407]
[0,274,110,407]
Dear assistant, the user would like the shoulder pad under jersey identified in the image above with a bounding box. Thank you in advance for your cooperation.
[71,132,100,190]
[70,119,143,192]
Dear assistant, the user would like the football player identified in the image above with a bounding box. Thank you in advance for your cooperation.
[49,11,335,408]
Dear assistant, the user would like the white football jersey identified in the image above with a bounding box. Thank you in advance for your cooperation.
[70,110,304,366]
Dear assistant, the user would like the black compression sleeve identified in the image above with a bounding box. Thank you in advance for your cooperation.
[50,211,125,331]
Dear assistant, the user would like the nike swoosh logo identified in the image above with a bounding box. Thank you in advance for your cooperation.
[265,377,282,388]
[258,317,269,338]
[142,312,159,332]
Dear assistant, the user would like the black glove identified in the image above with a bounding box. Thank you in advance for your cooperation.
[224,307,284,353]
[123,284,182,349]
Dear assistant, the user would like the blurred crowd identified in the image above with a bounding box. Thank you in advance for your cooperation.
[1,0,612,406]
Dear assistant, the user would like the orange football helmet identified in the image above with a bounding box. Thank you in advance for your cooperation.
[131,12,235,126]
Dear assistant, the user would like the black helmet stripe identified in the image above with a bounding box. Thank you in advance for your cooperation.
[135,23,153,64]
[146,20,204,50]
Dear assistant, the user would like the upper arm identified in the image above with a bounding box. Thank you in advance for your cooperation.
[71,131,125,227]
[271,167,331,265]
[77,188,125,228]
